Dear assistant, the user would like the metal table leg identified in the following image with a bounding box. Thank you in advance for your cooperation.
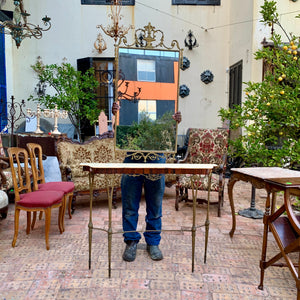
[238,186,264,219]
[88,172,95,270]
[190,170,211,272]
[106,175,114,278]
[204,171,212,264]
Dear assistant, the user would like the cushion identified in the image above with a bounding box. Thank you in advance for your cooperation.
[177,173,221,192]
[38,181,75,194]
[18,190,64,208]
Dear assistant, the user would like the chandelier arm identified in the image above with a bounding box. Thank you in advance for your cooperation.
[0,0,52,48]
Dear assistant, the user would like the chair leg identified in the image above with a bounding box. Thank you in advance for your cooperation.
[217,191,222,217]
[71,194,76,215]
[68,193,73,219]
[44,208,51,250]
[221,189,224,207]
[58,205,64,234]
[184,187,188,200]
[175,186,180,211]
[12,208,20,247]
[31,211,37,230]
[26,211,31,234]
[61,195,66,232]
[31,211,43,230]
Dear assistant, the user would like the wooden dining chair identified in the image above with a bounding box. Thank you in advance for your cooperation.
[175,128,229,217]
[7,147,65,250]
[26,143,74,231]
[258,181,300,298]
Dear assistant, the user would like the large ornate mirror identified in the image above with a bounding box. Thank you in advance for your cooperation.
[114,23,182,160]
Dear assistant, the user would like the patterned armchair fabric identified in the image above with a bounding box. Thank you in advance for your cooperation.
[176,128,229,217]
[0,135,12,191]
[57,137,126,209]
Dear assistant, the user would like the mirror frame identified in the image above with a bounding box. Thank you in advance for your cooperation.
[114,22,183,161]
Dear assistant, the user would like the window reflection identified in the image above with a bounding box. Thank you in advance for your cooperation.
[138,100,156,122]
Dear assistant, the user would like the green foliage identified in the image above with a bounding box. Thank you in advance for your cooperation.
[116,111,176,151]
[260,0,278,24]
[28,60,100,141]
[219,1,300,168]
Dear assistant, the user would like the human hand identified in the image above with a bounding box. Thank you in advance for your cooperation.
[172,111,182,123]
[112,102,119,115]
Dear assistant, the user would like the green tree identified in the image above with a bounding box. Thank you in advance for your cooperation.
[219,0,300,168]
[29,60,100,142]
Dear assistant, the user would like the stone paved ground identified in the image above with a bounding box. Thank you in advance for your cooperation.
[0,179,297,300]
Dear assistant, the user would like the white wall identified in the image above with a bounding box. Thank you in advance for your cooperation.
[2,0,299,140]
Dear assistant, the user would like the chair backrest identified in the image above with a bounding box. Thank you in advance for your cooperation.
[186,128,229,165]
[26,143,46,191]
[7,147,32,201]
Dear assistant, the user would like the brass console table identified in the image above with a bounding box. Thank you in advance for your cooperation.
[81,162,216,277]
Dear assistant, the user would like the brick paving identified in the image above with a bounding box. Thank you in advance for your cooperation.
[0,179,297,300]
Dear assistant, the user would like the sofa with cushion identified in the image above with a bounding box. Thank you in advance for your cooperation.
[57,133,126,211]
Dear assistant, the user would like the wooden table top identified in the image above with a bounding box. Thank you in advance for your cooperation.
[81,162,217,175]
[264,177,300,188]
[231,167,300,179]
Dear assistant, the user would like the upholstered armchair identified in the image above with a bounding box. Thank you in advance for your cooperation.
[175,128,229,217]
[0,159,9,219]
[0,135,14,194]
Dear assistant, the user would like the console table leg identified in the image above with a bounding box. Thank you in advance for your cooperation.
[106,175,115,278]
[204,171,212,264]
[191,177,197,272]
[88,172,95,270]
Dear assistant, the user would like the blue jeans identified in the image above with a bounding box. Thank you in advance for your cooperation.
[121,154,166,246]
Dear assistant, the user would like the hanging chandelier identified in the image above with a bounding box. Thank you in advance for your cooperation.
[96,0,133,44]
[0,0,51,48]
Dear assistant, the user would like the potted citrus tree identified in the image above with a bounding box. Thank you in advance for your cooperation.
[219,0,300,169]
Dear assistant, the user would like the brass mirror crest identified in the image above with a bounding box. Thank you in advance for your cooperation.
[117,22,182,53]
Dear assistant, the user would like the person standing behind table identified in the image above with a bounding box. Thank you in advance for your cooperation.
[112,102,182,262]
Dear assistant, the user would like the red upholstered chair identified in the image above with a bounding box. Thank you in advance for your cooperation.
[26,143,74,231]
[7,147,64,250]
[175,128,229,217]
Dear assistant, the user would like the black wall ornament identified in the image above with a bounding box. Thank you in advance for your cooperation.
[184,30,198,50]
[179,85,190,98]
[181,56,190,71]
[201,70,214,84]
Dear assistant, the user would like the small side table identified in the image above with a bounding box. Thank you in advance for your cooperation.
[228,167,300,237]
